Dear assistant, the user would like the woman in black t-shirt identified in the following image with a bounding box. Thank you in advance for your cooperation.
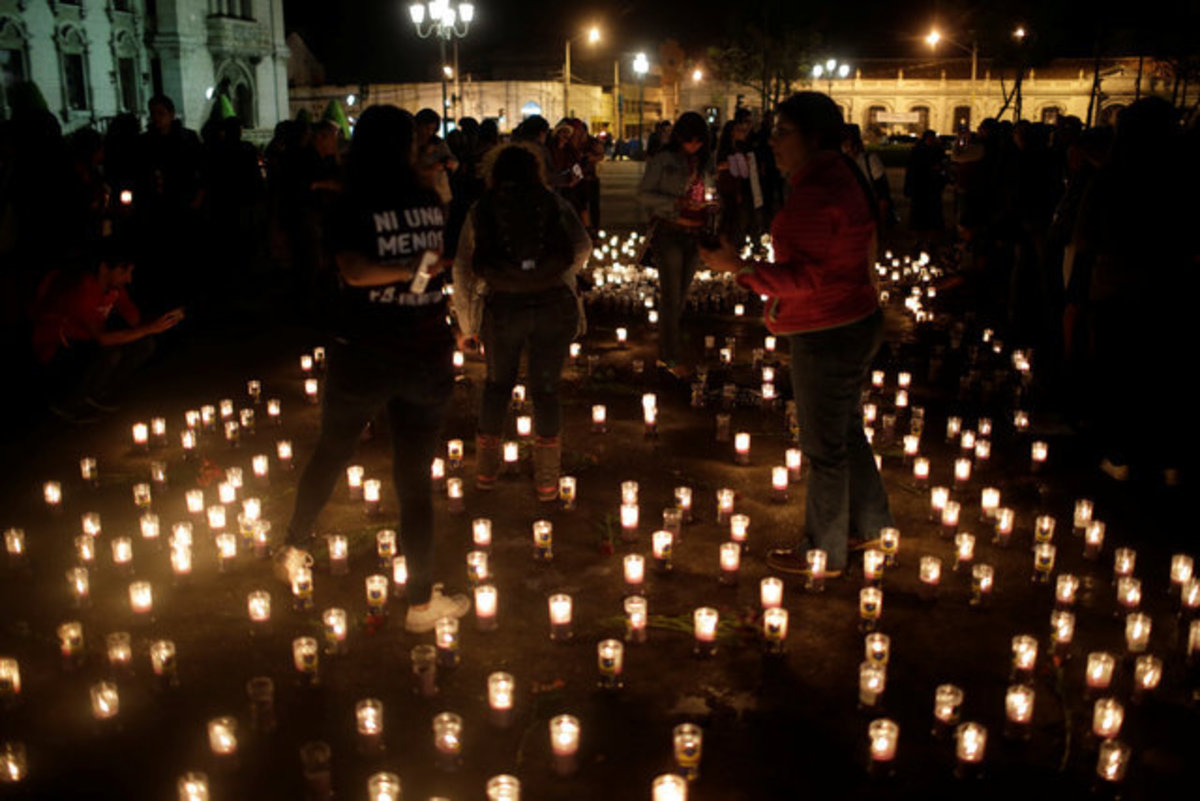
[275,105,469,634]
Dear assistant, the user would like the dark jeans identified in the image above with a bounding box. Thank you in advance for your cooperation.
[287,340,453,605]
[651,227,701,364]
[788,310,892,571]
[479,286,578,438]
[49,337,156,404]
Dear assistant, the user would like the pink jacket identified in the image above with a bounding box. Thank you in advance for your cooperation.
[736,152,878,334]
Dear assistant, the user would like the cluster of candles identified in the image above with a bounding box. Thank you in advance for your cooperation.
[11,257,1200,799]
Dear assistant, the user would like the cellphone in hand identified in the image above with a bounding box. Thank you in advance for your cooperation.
[409,251,439,294]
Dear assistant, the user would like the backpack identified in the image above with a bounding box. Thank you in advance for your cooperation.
[471,185,575,292]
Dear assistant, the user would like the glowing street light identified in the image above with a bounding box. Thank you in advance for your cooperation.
[633,52,649,145]
[408,1,475,136]
[692,68,703,83]
[565,24,602,120]
[813,58,851,97]
[927,26,978,113]
[1013,26,1027,41]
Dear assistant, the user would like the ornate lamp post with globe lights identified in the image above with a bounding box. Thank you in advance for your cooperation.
[408,1,476,137]
[812,58,851,99]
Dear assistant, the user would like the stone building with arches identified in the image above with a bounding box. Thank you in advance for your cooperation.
[1,0,288,137]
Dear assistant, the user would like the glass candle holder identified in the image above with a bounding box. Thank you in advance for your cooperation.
[1092,697,1124,739]
[969,563,994,607]
[865,632,890,666]
[292,637,318,683]
[291,567,313,611]
[208,716,238,757]
[760,577,783,609]
[918,556,942,600]
[322,608,347,655]
[365,575,388,617]
[1096,739,1130,785]
[718,542,741,585]
[1084,652,1116,698]
[434,617,459,667]
[693,607,718,657]
[620,503,639,542]
[673,722,703,780]
[1132,654,1162,700]
[859,587,883,631]
[652,774,687,801]
[533,520,553,561]
[354,699,384,755]
[326,534,348,576]
[446,438,464,469]
[410,644,437,698]
[247,591,271,627]
[859,662,886,709]
[1116,576,1142,613]
[487,671,515,727]
[880,528,900,567]
[467,550,489,585]
[993,508,1015,547]
[432,711,463,771]
[445,478,464,514]
[929,486,949,522]
[1004,684,1034,740]
[1170,554,1194,592]
[1113,547,1136,580]
[549,714,581,775]
[367,771,401,801]
[90,681,119,721]
[391,557,408,598]
[733,432,751,465]
[1084,521,1106,560]
[674,486,693,523]
[58,622,83,663]
[625,595,648,643]
[805,549,827,592]
[1073,498,1094,532]
[762,608,788,654]
[652,530,674,572]
[1030,440,1048,470]
[548,594,573,641]
[1050,609,1075,654]
[1032,543,1055,583]
[730,514,750,549]
[597,639,624,690]
[1124,612,1151,654]
[105,632,131,670]
[940,500,961,538]
[867,719,899,774]
[954,722,987,777]
[1011,635,1038,680]
[472,584,498,632]
[375,529,396,568]
[1034,515,1056,545]
[622,554,646,590]
[559,477,577,510]
[472,518,493,549]
[591,404,607,433]
[177,772,209,801]
[933,684,964,736]
[953,533,975,569]
[716,488,735,524]
[786,448,803,481]
[129,581,153,616]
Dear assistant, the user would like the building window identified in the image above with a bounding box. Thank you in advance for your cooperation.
[1,16,30,119]
[910,106,930,133]
[1040,106,1060,124]
[953,105,972,132]
[55,24,91,115]
[118,57,138,112]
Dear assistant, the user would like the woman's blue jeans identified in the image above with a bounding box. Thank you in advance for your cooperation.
[787,310,892,571]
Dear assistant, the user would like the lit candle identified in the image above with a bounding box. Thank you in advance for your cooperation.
[90,682,119,722]
[953,457,971,488]
[880,527,900,567]
[786,448,803,481]
[322,608,347,654]
[129,581,153,616]
[549,593,573,641]
[954,533,975,568]
[223,420,240,444]
[276,439,294,469]
[1084,521,1106,560]
[304,378,319,404]
[1073,499,1094,532]
[375,529,396,568]
[291,566,313,611]
[859,587,883,631]
[471,583,498,632]
[954,722,986,777]
[719,542,741,585]
[251,453,270,481]
[184,489,205,516]
[346,465,364,499]
[326,534,348,576]
[488,671,515,727]
[623,595,648,644]
[993,507,1015,546]
[1012,635,1038,680]
[974,439,991,464]
[1171,554,1195,592]
[980,487,1000,520]
[970,563,994,606]
[150,460,168,486]
[858,661,887,709]
[666,722,703,783]
[1034,515,1055,545]
[729,514,750,551]
[761,608,789,654]
[447,438,464,469]
[365,575,388,617]
[363,479,382,517]
[611,554,642,592]
[620,503,639,542]
[1005,684,1034,739]
[919,555,942,599]
[533,519,553,561]
[652,774,687,801]
[212,533,236,572]
[292,636,319,681]
[1132,655,1162,699]
[1116,577,1142,612]
[446,477,464,514]
[150,639,177,686]
[433,711,463,769]
[356,699,384,755]
[760,577,783,609]
[676,484,696,522]
[930,486,949,521]
[642,394,658,435]
[177,772,209,801]
[1124,612,1151,654]
[597,639,625,690]
[1030,440,1048,470]
[200,404,217,430]
[620,480,640,505]
[559,476,577,510]
[1092,698,1124,739]
[111,537,133,573]
[170,542,192,577]
[247,590,271,625]
[80,456,98,485]
[206,504,227,532]
[1183,579,1200,616]
[367,772,400,801]
[3,528,22,565]
[863,549,886,585]
[43,480,62,510]
[471,518,493,549]
[550,714,582,775]
[58,621,84,667]
[0,658,19,700]
[208,716,238,757]
[140,512,160,544]
[933,684,964,735]
[945,416,962,442]
[1050,609,1075,654]
[1013,409,1030,432]
[733,432,751,465]
[1032,543,1055,583]
[591,404,607,433]
[693,607,719,657]
[131,421,149,451]
[106,632,131,669]
[1085,652,1116,696]
[867,719,898,771]
[805,549,827,592]
[466,550,489,584]
[1095,739,1131,785]
[960,429,976,452]
[716,488,735,524]
[615,326,628,345]
[75,535,95,564]
[266,398,282,425]
[391,556,407,598]
[1113,547,1136,580]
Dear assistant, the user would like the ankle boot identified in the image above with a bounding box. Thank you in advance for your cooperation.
[532,435,561,502]
[476,433,501,489]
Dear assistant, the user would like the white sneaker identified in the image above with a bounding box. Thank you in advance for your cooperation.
[405,587,471,633]
[272,546,313,583]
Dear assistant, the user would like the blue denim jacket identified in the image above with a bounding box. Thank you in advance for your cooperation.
[637,150,716,224]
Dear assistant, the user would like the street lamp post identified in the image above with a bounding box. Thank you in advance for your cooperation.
[633,52,649,150]
[812,59,851,99]
[408,1,475,137]
[564,26,601,121]
[926,29,977,121]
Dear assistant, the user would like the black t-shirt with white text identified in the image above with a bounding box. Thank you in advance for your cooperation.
[328,185,454,358]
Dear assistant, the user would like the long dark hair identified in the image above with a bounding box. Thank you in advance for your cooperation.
[666,111,712,164]
[344,104,417,201]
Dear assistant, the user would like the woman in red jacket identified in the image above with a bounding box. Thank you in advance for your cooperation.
[700,92,892,576]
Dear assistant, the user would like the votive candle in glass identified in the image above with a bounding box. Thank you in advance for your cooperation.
[673,723,703,780]
[549,714,581,775]
[623,554,645,589]
[292,636,319,682]
[1085,652,1116,697]
[150,639,178,687]
[716,488,735,524]
[970,563,994,607]
[1084,521,1106,560]
[652,774,687,801]
[1125,613,1151,654]
[762,608,788,654]
[365,575,388,617]
[591,404,607,433]
[105,632,131,670]
[786,448,803,481]
[1030,440,1048,470]
[533,519,553,561]
[549,593,572,641]
[1092,698,1124,739]
[941,500,961,537]
[208,716,238,757]
[954,722,987,777]
[432,712,463,770]
[247,590,271,627]
[1095,739,1130,785]
[1132,655,1162,700]
[620,503,639,541]
[760,577,783,609]
[867,719,898,774]
[1004,684,1034,739]
[322,608,347,655]
[472,518,493,549]
[880,527,900,567]
[675,486,693,523]
[954,533,975,569]
[693,607,718,657]
[1113,547,1136,580]
[597,639,624,690]
[355,699,384,755]
[129,581,153,616]
[651,529,674,572]
[919,556,942,600]
[1073,499,1094,533]
[1011,635,1038,680]
[559,476,577,510]
[177,772,209,801]
[367,771,400,801]
[933,684,964,736]
[1032,543,1055,583]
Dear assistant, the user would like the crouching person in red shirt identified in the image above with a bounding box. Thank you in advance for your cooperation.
[32,250,183,422]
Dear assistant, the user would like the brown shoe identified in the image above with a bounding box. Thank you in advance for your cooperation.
[533,435,561,502]
[476,433,501,490]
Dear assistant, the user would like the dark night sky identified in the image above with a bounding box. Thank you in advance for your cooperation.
[283,0,1196,85]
